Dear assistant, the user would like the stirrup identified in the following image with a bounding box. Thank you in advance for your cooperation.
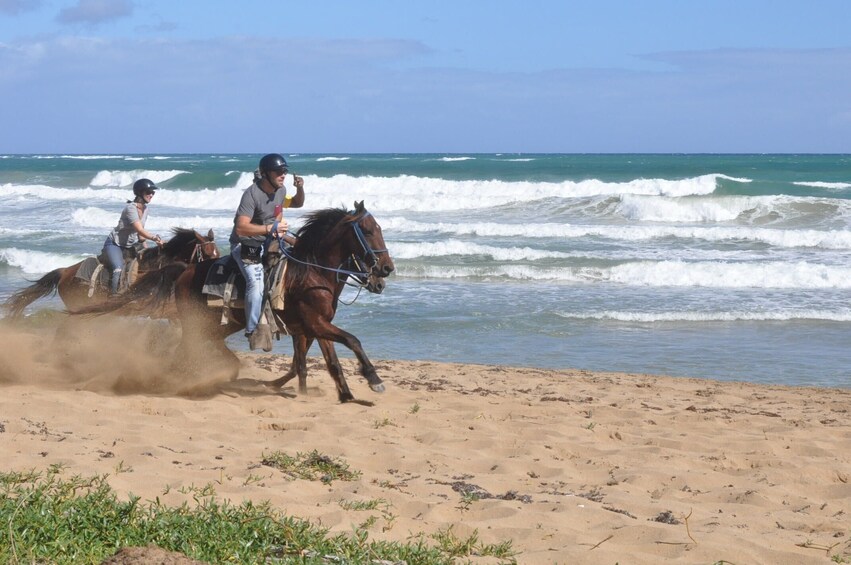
[249,325,273,352]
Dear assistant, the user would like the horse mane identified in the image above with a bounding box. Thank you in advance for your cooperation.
[138,228,200,268]
[288,206,362,284]
[162,228,200,258]
[291,207,350,258]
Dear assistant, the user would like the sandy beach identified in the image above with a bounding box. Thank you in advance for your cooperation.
[1,320,849,564]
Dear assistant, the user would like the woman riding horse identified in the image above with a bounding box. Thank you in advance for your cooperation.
[102,178,164,295]
[2,227,219,317]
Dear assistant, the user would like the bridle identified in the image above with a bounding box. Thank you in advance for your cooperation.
[349,212,389,279]
[189,239,219,263]
[278,212,390,287]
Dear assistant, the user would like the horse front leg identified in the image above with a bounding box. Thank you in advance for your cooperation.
[316,338,354,403]
[310,321,385,395]
[326,327,384,393]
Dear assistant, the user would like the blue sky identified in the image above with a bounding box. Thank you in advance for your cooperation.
[1,0,850,153]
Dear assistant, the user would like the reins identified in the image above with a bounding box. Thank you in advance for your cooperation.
[275,211,388,289]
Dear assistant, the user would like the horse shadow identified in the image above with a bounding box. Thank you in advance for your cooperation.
[218,376,375,406]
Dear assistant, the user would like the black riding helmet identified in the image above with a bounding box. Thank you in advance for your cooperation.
[259,153,288,175]
[132,178,159,198]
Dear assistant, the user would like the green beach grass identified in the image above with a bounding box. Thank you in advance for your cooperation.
[1,460,516,564]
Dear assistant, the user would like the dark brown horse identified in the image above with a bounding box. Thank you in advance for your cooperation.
[3,228,219,318]
[80,202,394,402]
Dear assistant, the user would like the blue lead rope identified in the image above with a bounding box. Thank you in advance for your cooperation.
[263,220,280,249]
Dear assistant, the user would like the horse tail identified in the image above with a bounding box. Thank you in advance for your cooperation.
[70,262,189,317]
[2,268,64,319]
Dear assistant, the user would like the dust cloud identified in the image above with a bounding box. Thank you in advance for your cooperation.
[0,314,239,397]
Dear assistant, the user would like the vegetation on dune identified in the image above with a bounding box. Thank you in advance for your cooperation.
[0,463,516,565]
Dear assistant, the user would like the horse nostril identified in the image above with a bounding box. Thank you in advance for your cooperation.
[382,265,394,276]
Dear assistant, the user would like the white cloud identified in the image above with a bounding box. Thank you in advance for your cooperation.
[0,37,849,153]
[0,0,41,15]
[56,0,133,25]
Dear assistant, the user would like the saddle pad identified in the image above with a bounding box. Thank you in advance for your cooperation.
[76,255,139,291]
[201,256,287,325]
[202,255,245,301]
[269,260,287,311]
[75,256,103,282]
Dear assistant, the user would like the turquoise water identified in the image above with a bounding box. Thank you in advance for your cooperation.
[1,153,850,388]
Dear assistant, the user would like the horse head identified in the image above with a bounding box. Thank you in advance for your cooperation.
[160,228,220,264]
[194,228,220,261]
[349,201,394,293]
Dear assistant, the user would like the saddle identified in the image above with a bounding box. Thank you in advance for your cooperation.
[202,249,288,338]
[74,247,141,297]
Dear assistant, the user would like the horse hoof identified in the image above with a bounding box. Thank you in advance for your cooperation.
[369,383,385,393]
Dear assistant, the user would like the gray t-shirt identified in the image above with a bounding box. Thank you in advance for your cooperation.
[229,182,286,245]
[109,202,147,247]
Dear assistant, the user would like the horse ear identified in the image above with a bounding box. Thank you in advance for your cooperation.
[354,200,364,213]
[207,228,215,240]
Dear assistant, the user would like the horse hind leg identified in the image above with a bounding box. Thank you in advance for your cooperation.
[295,336,314,394]
[267,335,312,393]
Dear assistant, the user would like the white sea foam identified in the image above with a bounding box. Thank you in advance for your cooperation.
[71,207,233,232]
[59,155,123,160]
[0,179,252,215]
[719,175,752,183]
[396,260,851,288]
[0,247,88,274]
[382,218,851,249]
[439,157,475,162]
[300,173,730,213]
[556,310,851,322]
[89,169,188,187]
[614,194,764,222]
[793,181,851,189]
[153,187,242,211]
[150,217,234,232]
[316,156,350,161]
[605,260,851,289]
[385,240,819,263]
[2,173,798,217]
[1,183,131,202]
[230,172,256,188]
[390,241,571,261]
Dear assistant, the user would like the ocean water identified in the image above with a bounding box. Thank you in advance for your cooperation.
[1,153,849,389]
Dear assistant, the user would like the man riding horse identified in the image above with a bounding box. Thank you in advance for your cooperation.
[229,153,304,351]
